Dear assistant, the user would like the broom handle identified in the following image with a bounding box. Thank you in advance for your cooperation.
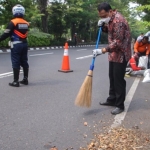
[90,27,102,71]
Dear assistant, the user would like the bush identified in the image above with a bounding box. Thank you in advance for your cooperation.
[50,37,67,46]
[27,29,52,47]
[0,29,52,48]
[67,40,76,46]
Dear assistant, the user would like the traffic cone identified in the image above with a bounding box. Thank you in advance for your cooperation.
[58,42,73,73]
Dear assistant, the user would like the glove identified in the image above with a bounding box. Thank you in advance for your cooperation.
[98,17,111,27]
[92,49,103,57]
[98,19,105,27]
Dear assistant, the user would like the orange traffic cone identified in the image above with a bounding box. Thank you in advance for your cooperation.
[58,42,73,73]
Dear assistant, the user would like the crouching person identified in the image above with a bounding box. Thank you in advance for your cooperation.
[126,53,145,76]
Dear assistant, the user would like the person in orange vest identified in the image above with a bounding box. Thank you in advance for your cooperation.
[0,4,29,87]
[134,36,150,68]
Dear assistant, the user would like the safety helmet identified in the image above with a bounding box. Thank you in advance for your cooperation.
[12,4,25,17]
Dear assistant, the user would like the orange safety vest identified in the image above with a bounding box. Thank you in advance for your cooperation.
[11,18,29,39]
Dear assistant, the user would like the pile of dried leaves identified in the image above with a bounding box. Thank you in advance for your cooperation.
[80,127,150,150]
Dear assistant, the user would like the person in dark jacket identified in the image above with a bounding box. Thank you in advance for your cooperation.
[0,4,29,87]
[92,2,131,115]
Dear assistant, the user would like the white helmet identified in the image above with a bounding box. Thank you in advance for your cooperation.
[12,4,25,17]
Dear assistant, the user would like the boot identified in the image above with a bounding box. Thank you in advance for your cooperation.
[9,68,20,87]
[20,68,28,85]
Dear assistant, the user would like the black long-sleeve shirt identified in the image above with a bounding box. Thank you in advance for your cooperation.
[0,22,14,41]
[0,17,29,42]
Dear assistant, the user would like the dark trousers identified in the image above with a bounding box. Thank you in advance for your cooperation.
[11,43,29,69]
[107,58,127,109]
[147,54,150,69]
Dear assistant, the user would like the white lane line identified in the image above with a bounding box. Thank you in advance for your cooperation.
[111,77,140,129]
[0,71,23,78]
[76,55,93,59]
[0,74,13,78]
[0,72,14,76]
[77,49,87,51]
[29,52,53,56]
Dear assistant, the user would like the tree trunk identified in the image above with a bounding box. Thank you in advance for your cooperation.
[37,0,48,33]
[41,10,48,33]
[71,23,76,41]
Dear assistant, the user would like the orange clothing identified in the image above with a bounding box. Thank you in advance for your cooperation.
[129,57,142,71]
[11,18,29,39]
[11,18,29,26]
[134,41,150,55]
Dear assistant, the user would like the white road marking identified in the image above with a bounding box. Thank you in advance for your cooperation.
[0,72,14,76]
[0,74,14,78]
[0,71,23,78]
[76,55,93,59]
[29,52,53,57]
[77,49,87,51]
[111,77,140,129]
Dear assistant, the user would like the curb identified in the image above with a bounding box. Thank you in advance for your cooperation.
[0,45,95,53]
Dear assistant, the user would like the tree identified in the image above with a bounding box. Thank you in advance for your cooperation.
[130,0,150,29]
[0,0,41,28]
[47,1,67,39]
[37,0,49,33]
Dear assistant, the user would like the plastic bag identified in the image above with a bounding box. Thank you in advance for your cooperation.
[144,69,150,77]
[142,69,150,83]
[138,56,148,69]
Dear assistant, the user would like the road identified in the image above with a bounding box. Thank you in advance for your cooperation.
[0,45,150,150]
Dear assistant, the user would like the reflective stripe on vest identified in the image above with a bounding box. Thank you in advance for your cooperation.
[14,30,28,38]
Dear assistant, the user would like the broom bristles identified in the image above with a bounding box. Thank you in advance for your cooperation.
[75,70,93,107]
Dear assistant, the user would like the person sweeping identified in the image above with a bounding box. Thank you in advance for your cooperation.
[92,2,131,115]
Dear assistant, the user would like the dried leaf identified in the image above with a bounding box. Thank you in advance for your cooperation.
[84,122,88,126]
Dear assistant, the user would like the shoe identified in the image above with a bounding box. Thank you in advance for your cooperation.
[20,67,29,85]
[125,74,130,78]
[9,68,20,87]
[20,79,28,85]
[111,107,124,115]
[9,81,19,87]
[99,101,115,106]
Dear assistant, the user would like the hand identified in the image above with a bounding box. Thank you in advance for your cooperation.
[92,49,103,57]
[133,53,139,60]
[98,18,110,27]
[98,19,105,27]
[136,52,140,56]
[102,48,107,53]
[141,67,145,70]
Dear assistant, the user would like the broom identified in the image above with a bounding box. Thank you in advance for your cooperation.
[75,27,102,107]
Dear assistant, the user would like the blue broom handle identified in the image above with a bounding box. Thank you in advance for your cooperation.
[90,27,102,71]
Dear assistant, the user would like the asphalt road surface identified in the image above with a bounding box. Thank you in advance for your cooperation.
[0,45,150,150]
